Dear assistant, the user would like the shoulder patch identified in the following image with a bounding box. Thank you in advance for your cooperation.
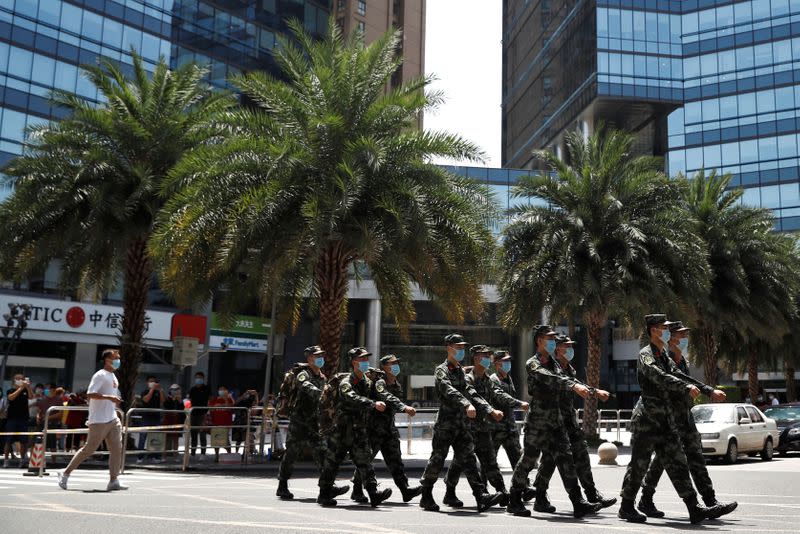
[642,354,655,366]
[376,382,385,393]
[340,382,352,393]
[297,371,308,382]
[435,368,446,380]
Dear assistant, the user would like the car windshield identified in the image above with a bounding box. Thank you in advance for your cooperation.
[763,407,800,421]
[692,405,734,424]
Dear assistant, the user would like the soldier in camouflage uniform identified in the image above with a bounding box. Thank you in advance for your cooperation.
[418,334,505,513]
[317,347,392,508]
[350,354,423,504]
[532,334,616,512]
[277,346,347,500]
[444,345,527,507]
[506,325,601,518]
[618,314,727,524]
[638,321,737,519]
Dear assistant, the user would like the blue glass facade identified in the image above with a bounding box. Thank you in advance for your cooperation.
[505,0,800,232]
[0,0,330,199]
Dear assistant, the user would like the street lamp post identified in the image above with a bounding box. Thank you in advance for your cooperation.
[0,302,32,388]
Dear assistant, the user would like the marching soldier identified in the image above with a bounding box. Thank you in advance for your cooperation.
[418,334,505,513]
[350,354,423,503]
[638,321,737,518]
[532,334,616,512]
[618,314,727,523]
[444,345,526,507]
[276,346,347,500]
[316,347,392,508]
[506,325,601,518]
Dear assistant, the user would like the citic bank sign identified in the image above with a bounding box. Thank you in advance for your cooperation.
[0,294,179,342]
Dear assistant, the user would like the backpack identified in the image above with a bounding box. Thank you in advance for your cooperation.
[275,363,311,418]
[318,373,350,436]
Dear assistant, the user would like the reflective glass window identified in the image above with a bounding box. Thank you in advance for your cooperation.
[720,95,737,118]
[698,8,715,31]
[778,134,798,158]
[721,141,741,164]
[718,50,735,72]
[14,0,37,17]
[38,1,61,25]
[684,56,700,78]
[103,19,124,49]
[753,43,772,66]
[633,10,646,41]
[701,53,716,76]
[775,86,794,110]
[757,90,776,113]
[702,99,719,121]
[82,11,103,42]
[734,1,752,24]
[646,11,657,41]
[597,8,608,37]
[741,187,760,207]
[620,9,632,40]
[738,92,756,115]
[717,5,733,27]
[608,8,620,36]
[774,40,792,64]
[761,185,781,208]
[668,150,686,176]
[740,139,759,163]
[8,47,33,79]
[781,183,800,206]
[683,11,698,35]
[774,0,791,16]
[0,109,27,142]
[752,0,771,19]
[0,42,7,72]
[54,61,77,92]
[704,144,722,168]
[759,137,778,160]
[685,101,701,123]
[686,147,703,167]
[60,2,83,35]
[31,54,55,87]
[736,46,754,70]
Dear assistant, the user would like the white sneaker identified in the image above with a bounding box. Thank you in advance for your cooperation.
[57,472,68,490]
[107,479,129,491]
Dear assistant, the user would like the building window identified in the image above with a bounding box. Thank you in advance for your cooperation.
[358,20,366,33]
[358,0,367,16]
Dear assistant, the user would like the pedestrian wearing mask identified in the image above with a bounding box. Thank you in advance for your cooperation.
[209,386,234,462]
[36,384,64,454]
[188,372,211,458]
[233,389,259,455]
[162,385,185,459]
[137,376,165,463]
[4,374,33,468]
[58,349,127,491]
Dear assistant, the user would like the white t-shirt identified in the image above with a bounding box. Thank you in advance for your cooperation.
[87,369,119,424]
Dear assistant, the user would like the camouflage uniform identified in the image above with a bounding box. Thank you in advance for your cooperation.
[619,343,699,501]
[490,372,523,471]
[533,362,596,494]
[445,368,521,492]
[419,361,492,492]
[641,352,715,501]
[352,370,413,490]
[510,352,580,494]
[318,372,378,490]
[278,366,326,482]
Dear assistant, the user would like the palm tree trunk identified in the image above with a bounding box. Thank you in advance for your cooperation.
[699,328,718,386]
[316,243,350,376]
[118,237,152,410]
[785,364,796,402]
[748,349,759,404]
[582,309,606,439]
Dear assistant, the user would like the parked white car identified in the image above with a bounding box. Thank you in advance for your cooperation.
[691,403,779,463]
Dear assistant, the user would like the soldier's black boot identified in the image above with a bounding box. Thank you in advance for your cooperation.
[316,486,337,507]
[521,485,536,502]
[276,479,294,500]
[684,495,713,524]
[492,480,509,507]
[350,481,369,504]
[443,484,464,508]
[506,489,531,517]
[399,483,423,503]
[366,485,392,508]
[569,487,603,519]
[474,489,504,513]
[637,492,665,518]
[618,498,647,523]
[332,484,350,497]
[420,485,440,512]
[533,488,556,513]
[585,487,617,509]
[702,492,738,519]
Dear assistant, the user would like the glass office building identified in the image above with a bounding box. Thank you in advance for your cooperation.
[0,0,330,198]
[503,0,800,232]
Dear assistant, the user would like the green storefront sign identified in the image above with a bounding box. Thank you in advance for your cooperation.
[210,313,270,337]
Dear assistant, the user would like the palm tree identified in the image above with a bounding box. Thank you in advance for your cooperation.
[0,54,234,406]
[679,171,800,388]
[499,126,708,437]
[150,21,496,375]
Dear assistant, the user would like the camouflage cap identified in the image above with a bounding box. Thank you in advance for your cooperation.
[555,334,576,345]
[669,321,690,333]
[348,346,371,360]
[493,350,512,362]
[534,325,557,338]
[644,314,676,327]
[469,344,493,356]
[304,345,325,357]
[379,354,400,366]
[444,333,468,345]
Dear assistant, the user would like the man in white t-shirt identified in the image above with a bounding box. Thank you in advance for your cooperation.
[58,349,128,491]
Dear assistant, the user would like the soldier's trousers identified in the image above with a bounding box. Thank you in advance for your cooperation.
[352,426,410,489]
[445,428,505,491]
[534,424,595,492]
[278,420,324,481]
[510,419,577,493]
[492,426,522,470]
[319,421,377,489]
[420,422,486,492]
[641,422,714,500]
[620,419,696,501]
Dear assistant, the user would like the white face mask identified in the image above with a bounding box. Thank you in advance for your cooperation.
[14,379,23,386]
[148,382,156,389]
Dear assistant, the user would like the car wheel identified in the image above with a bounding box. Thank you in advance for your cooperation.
[725,439,738,464]
[761,438,774,461]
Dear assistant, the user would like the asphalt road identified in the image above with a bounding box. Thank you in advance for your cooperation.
[1,454,798,533]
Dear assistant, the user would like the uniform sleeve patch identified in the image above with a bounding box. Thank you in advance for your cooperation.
[642,354,655,366]
[340,382,351,393]
[297,371,308,382]
[435,368,446,380]
[376,382,385,393]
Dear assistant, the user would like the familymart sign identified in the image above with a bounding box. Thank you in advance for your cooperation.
[209,313,270,353]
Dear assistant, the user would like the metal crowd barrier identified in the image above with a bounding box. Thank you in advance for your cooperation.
[180,406,252,472]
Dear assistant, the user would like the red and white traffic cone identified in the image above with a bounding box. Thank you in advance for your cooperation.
[23,439,49,477]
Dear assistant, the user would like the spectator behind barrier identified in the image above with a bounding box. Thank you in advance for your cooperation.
[189,372,211,458]
[163,384,185,458]
[4,374,32,468]
[137,376,165,463]
[209,386,234,462]
[233,388,259,455]
[37,384,65,453]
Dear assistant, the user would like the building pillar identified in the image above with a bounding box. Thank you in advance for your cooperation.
[72,343,97,391]
[366,299,382,367]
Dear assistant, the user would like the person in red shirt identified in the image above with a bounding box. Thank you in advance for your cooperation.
[209,386,233,462]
